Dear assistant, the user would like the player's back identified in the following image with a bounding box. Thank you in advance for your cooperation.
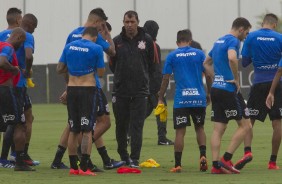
[64,39,104,77]
[209,34,240,92]
[168,46,205,90]
[246,29,282,68]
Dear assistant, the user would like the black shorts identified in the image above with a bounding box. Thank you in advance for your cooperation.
[67,86,97,133]
[173,107,206,129]
[96,88,110,116]
[211,88,249,124]
[0,86,25,132]
[15,87,32,111]
[247,82,282,122]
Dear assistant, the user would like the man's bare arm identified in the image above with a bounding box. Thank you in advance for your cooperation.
[158,74,170,104]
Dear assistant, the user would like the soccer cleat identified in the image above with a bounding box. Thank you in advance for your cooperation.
[268,161,280,170]
[23,154,40,166]
[89,164,104,172]
[9,152,16,164]
[211,166,232,174]
[158,138,174,145]
[124,158,139,168]
[14,164,36,171]
[170,166,182,173]
[220,158,240,174]
[69,168,79,175]
[79,169,96,176]
[234,152,253,170]
[87,158,104,172]
[104,159,125,170]
[199,156,208,172]
[123,158,132,166]
[51,162,69,169]
[129,160,140,168]
[0,159,15,168]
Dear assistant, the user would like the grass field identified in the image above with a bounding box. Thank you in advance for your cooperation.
[0,102,281,184]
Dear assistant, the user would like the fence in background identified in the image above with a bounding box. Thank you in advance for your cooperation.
[28,62,254,104]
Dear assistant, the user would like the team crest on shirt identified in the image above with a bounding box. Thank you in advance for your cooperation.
[138,41,146,50]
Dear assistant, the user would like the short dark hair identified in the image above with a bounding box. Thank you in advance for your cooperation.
[6,7,22,25]
[89,8,108,21]
[263,13,278,24]
[232,17,252,30]
[177,29,192,43]
[23,13,38,27]
[83,27,98,37]
[123,10,139,22]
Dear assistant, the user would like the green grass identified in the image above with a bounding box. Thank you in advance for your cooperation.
[0,102,281,184]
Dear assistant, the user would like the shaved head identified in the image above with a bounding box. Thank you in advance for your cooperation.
[21,13,38,33]
[7,27,26,50]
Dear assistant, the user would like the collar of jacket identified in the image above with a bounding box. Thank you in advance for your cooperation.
[120,26,145,41]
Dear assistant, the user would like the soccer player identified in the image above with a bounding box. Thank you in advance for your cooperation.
[0,27,35,171]
[203,17,252,174]
[235,13,282,170]
[57,26,105,176]
[0,12,39,167]
[109,10,155,168]
[51,8,124,171]
[0,7,23,169]
[157,29,210,173]
[142,20,174,146]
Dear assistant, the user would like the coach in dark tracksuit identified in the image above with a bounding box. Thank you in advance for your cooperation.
[109,11,154,168]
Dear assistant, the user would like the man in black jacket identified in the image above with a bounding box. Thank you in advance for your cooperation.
[109,10,155,168]
[143,20,174,145]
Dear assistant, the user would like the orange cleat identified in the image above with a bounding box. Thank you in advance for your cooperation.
[79,169,96,176]
[200,156,208,172]
[170,166,182,173]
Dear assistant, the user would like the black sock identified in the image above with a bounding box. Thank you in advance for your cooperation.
[80,154,90,172]
[213,161,220,169]
[244,147,252,154]
[223,152,233,161]
[69,155,79,170]
[270,155,277,162]
[88,158,94,168]
[53,145,66,164]
[174,152,182,167]
[97,146,111,164]
[16,151,25,165]
[199,145,206,158]
[1,125,14,159]
[24,143,29,154]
